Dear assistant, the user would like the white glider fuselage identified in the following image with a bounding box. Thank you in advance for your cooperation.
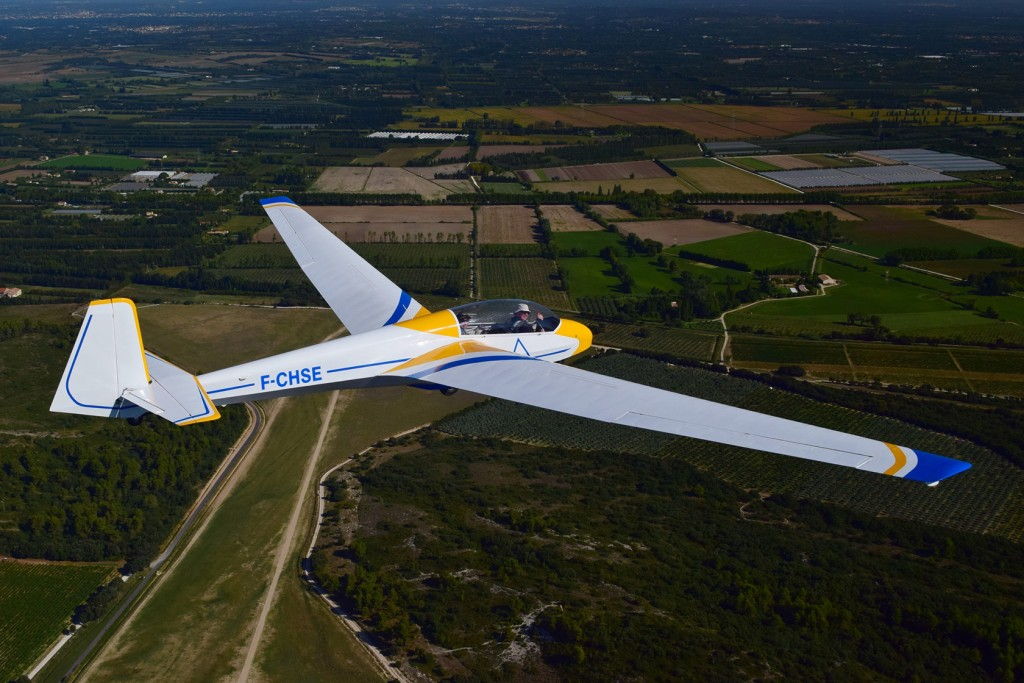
[197,308,591,405]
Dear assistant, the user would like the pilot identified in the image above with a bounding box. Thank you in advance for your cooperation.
[507,303,545,333]
[457,312,473,334]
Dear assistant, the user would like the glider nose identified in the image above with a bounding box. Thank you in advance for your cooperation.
[557,319,593,355]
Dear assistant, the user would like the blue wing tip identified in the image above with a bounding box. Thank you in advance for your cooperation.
[904,449,972,484]
[260,196,295,206]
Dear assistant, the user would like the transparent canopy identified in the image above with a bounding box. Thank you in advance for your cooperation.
[450,299,560,335]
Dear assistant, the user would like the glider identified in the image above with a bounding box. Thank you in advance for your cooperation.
[51,197,972,485]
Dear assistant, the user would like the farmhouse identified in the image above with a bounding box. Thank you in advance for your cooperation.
[818,273,837,287]
[0,287,22,298]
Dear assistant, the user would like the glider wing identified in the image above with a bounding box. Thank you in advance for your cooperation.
[389,347,971,485]
[260,197,427,334]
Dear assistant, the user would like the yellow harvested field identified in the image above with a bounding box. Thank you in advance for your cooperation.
[706,204,862,221]
[541,205,603,232]
[312,166,370,192]
[477,205,537,243]
[673,163,797,194]
[253,205,472,243]
[624,219,750,245]
[406,163,467,179]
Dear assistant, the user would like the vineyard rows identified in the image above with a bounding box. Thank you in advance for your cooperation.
[593,323,719,361]
[0,561,114,681]
[478,258,573,310]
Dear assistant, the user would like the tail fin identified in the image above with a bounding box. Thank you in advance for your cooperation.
[51,299,220,426]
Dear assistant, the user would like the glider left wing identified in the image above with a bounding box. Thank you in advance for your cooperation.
[260,197,426,334]
[389,346,971,484]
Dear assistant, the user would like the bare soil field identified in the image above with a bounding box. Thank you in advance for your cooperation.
[406,163,467,179]
[253,205,473,243]
[0,169,49,181]
[591,204,637,220]
[312,166,371,192]
[754,155,822,170]
[709,204,862,221]
[910,205,1024,247]
[541,205,604,232]
[0,51,88,84]
[518,160,669,183]
[362,167,453,199]
[477,205,537,243]
[436,146,470,161]
[625,219,750,245]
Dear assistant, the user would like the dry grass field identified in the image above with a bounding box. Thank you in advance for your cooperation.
[436,146,470,161]
[518,160,669,183]
[624,219,750,245]
[406,163,468,179]
[590,204,637,220]
[477,145,555,159]
[930,205,1024,247]
[351,147,441,166]
[477,205,537,243]
[541,205,604,232]
[673,161,797,194]
[754,155,822,170]
[253,205,472,243]
[710,203,862,221]
[312,166,371,192]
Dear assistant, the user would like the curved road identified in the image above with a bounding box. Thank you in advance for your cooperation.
[56,402,265,681]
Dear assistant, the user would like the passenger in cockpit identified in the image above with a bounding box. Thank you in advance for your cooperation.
[506,303,545,333]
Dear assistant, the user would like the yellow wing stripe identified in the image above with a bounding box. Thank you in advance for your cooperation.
[394,309,459,337]
[883,442,907,476]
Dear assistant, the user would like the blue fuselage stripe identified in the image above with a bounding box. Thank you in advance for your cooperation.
[326,358,411,374]
[207,383,256,395]
[407,353,537,379]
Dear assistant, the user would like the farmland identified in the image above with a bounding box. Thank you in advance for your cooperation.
[728,335,1024,395]
[478,258,571,309]
[590,204,636,220]
[624,218,749,245]
[666,158,798,194]
[901,204,1024,248]
[39,154,145,171]
[840,205,1014,257]
[404,103,850,139]
[718,203,862,221]
[535,177,694,194]
[0,560,115,682]
[540,204,603,231]
[517,160,669,183]
[351,146,441,166]
[728,253,1024,346]
[311,166,469,199]
[476,205,537,243]
[678,231,816,272]
[592,322,721,361]
[253,205,472,243]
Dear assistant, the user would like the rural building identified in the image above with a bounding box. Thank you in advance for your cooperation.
[0,287,23,298]
[818,274,837,287]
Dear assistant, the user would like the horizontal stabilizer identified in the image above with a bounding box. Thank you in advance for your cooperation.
[123,353,220,426]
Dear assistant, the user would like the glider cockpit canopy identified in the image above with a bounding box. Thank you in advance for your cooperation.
[451,299,559,335]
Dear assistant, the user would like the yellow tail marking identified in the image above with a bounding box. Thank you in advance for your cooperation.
[89,297,151,383]
[883,442,907,476]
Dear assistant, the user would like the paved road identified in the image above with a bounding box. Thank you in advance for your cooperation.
[56,403,264,681]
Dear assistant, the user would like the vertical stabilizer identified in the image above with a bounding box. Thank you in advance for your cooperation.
[51,298,150,418]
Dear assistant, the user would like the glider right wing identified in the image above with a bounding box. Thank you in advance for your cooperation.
[388,344,972,485]
[260,197,427,334]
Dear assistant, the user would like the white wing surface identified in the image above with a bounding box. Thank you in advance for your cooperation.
[260,197,426,334]
[389,346,971,484]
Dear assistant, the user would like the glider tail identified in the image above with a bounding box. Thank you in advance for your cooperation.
[51,299,220,426]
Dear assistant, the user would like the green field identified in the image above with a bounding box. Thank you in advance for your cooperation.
[213,215,267,234]
[0,561,115,681]
[675,230,815,272]
[663,157,721,168]
[593,322,720,361]
[729,253,1024,345]
[551,230,623,256]
[479,258,572,309]
[352,146,440,166]
[481,182,531,194]
[558,257,623,297]
[841,206,1012,258]
[38,154,145,171]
